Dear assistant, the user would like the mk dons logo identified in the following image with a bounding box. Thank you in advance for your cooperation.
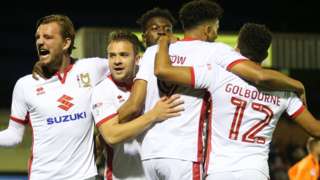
[77,73,91,88]
[57,95,74,111]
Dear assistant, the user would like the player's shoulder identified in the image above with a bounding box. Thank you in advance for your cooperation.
[73,57,108,75]
[144,45,158,54]
[96,76,115,87]
[210,42,234,51]
[175,40,232,50]
[93,76,116,92]
[208,63,237,82]
[14,74,43,90]
[175,40,206,46]
[16,74,37,84]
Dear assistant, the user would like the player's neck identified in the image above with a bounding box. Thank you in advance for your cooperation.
[58,56,73,74]
[108,74,133,91]
[184,30,206,41]
[115,78,133,91]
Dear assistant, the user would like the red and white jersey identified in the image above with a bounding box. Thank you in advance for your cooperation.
[135,39,246,162]
[10,58,109,180]
[192,64,304,177]
[91,76,145,180]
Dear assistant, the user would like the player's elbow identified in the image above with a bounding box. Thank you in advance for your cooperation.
[154,68,170,81]
[106,131,128,145]
[154,67,165,79]
[100,131,123,145]
[104,136,121,145]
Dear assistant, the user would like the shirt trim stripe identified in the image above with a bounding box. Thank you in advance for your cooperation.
[226,59,249,71]
[190,67,195,88]
[10,115,29,125]
[289,105,305,119]
[192,162,201,180]
[97,113,118,127]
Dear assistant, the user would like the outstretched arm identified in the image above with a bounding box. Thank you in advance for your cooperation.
[0,120,25,147]
[99,95,183,144]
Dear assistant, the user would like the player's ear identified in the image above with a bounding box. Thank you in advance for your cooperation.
[142,33,147,47]
[200,24,210,40]
[63,38,72,52]
[134,53,141,65]
[205,24,212,37]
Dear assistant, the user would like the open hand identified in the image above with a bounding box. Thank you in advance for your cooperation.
[32,60,53,80]
[152,94,184,121]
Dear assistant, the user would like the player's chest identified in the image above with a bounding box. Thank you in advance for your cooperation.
[27,75,93,113]
[112,89,130,107]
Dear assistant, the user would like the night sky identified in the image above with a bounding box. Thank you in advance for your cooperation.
[0,0,318,108]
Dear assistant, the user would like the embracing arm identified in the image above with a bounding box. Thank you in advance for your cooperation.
[229,61,306,104]
[0,120,25,147]
[99,95,183,144]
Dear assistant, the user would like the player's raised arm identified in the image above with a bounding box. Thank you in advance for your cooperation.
[99,95,183,144]
[154,35,193,86]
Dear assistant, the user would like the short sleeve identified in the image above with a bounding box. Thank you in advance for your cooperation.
[192,64,222,91]
[210,43,248,70]
[135,47,156,82]
[286,93,304,119]
[77,57,110,86]
[90,58,110,85]
[91,80,118,127]
[10,78,29,125]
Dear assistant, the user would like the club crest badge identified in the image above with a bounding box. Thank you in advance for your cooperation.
[77,73,91,88]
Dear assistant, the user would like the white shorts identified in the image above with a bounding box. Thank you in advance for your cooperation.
[142,158,202,180]
[206,169,268,180]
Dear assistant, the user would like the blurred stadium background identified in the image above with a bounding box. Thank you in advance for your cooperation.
[0,0,319,179]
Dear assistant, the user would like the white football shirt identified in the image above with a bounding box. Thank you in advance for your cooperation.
[91,76,145,180]
[192,64,304,178]
[10,57,109,180]
[135,39,246,162]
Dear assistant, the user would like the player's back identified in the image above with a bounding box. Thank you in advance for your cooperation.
[194,64,304,177]
[136,40,245,162]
